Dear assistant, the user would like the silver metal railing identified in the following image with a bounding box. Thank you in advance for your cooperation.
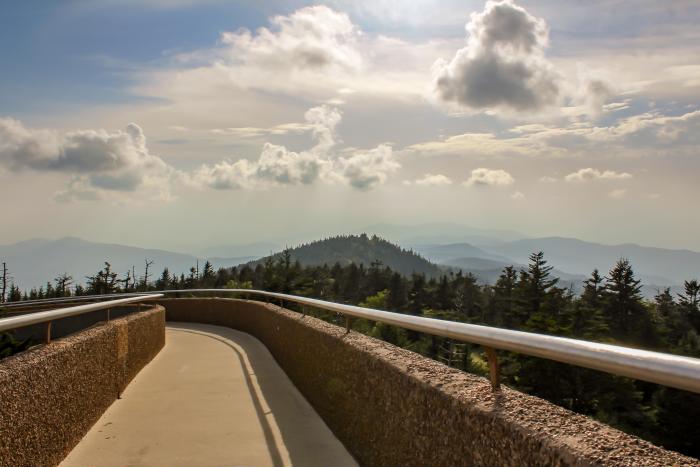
[0,293,144,309]
[3,289,700,394]
[0,294,163,343]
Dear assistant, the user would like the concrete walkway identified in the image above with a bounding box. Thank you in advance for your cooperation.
[61,323,357,467]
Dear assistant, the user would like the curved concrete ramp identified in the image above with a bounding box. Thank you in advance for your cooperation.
[61,323,357,467]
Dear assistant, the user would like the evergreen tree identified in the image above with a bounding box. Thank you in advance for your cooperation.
[407,274,429,315]
[434,275,453,311]
[54,273,73,297]
[453,273,482,322]
[201,261,215,287]
[386,272,407,311]
[678,279,700,330]
[493,266,518,327]
[156,268,172,290]
[570,270,609,340]
[86,262,119,295]
[603,259,647,344]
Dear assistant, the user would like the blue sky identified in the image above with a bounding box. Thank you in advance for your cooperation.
[0,1,265,115]
[1,1,699,251]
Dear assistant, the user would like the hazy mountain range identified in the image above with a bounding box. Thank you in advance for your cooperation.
[1,223,698,298]
[0,237,253,291]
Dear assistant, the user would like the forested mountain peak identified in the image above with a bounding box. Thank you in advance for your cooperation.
[249,234,441,277]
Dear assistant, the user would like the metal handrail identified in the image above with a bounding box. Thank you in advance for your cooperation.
[3,289,700,394]
[0,294,164,342]
[0,292,150,309]
[160,288,700,394]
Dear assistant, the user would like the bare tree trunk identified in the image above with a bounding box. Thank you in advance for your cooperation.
[1,262,7,303]
[143,259,154,290]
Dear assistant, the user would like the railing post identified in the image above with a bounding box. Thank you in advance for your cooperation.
[106,308,111,322]
[485,346,501,390]
[345,315,352,334]
[45,321,52,344]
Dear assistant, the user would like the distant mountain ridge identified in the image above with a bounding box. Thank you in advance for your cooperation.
[0,237,252,291]
[411,243,511,264]
[476,236,700,285]
[2,227,699,296]
[248,234,442,277]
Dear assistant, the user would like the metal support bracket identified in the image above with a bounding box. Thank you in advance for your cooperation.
[45,321,52,344]
[485,346,501,390]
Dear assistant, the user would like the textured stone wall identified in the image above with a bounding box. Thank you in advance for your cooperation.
[0,306,165,467]
[160,298,698,467]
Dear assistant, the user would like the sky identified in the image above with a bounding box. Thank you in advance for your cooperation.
[1,0,699,252]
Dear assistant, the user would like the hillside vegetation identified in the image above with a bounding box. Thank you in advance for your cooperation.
[248,234,442,277]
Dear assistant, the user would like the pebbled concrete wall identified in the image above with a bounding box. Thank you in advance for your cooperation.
[160,298,698,467]
[0,306,165,467]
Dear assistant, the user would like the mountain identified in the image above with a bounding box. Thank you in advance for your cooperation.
[198,242,282,259]
[442,256,515,271]
[411,243,512,264]
[361,222,527,245]
[249,234,442,277]
[0,237,253,291]
[473,237,699,285]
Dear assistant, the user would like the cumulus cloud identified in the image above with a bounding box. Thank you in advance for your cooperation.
[0,118,177,197]
[463,168,514,186]
[510,190,525,200]
[405,173,453,187]
[220,6,363,73]
[194,105,398,191]
[565,168,632,182]
[336,145,399,190]
[432,0,559,112]
[194,105,338,190]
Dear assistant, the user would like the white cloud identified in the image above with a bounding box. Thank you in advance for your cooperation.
[539,175,558,183]
[432,0,560,113]
[463,168,514,186]
[409,173,453,187]
[405,109,700,160]
[194,105,398,191]
[510,190,525,199]
[193,105,339,190]
[0,118,178,198]
[336,144,399,190]
[192,159,255,190]
[220,6,363,74]
[565,168,632,182]
[193,142,336,190]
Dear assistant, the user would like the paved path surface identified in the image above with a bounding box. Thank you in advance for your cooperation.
[61,323,357,467]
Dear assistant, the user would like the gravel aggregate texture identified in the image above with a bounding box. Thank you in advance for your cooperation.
[0,306,165,467]
[159,297,699,467]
